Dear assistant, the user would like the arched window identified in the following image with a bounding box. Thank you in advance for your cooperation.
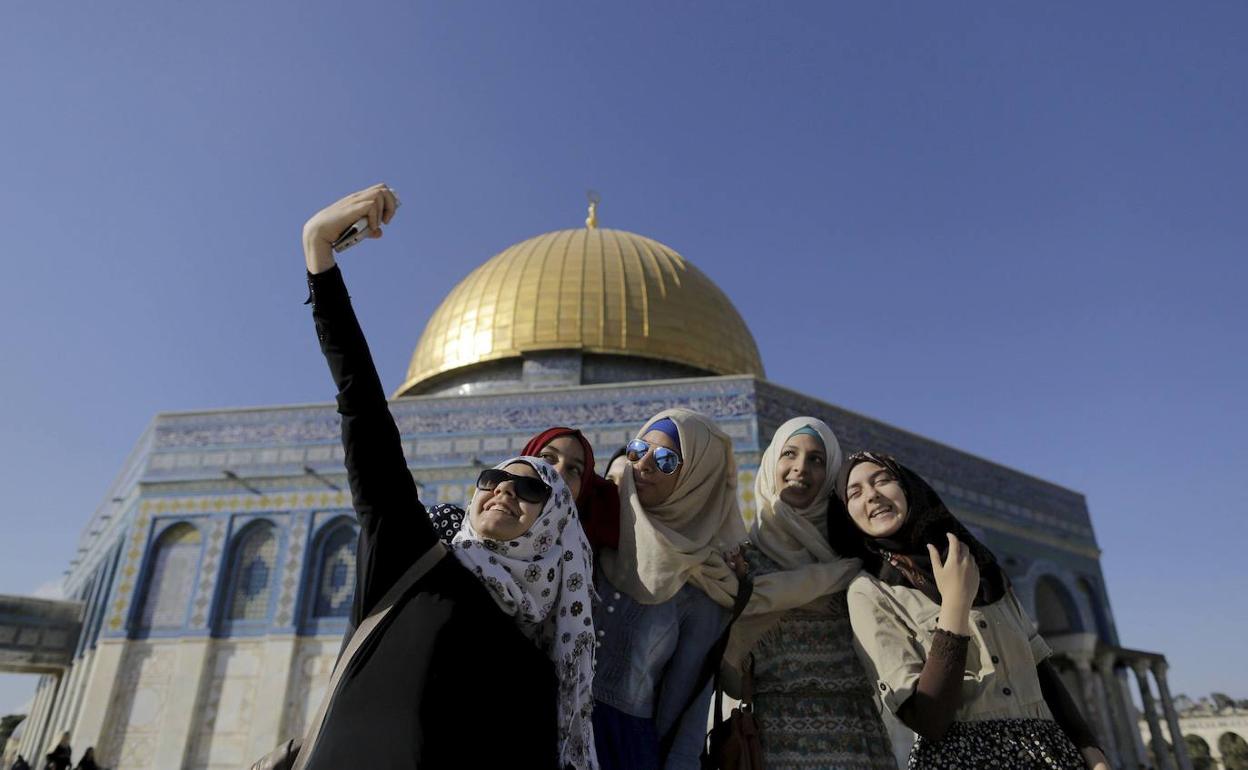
[1076,576,1115,643]
[300,520,359,634]
[1219,732,1248,770]
[137,523,202,631]
[224,521,279,624]
[1185,735,1214,770]
[313,524,358,618]
[1034,575,1083,635]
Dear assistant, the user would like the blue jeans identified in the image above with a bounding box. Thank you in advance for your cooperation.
[592,572,727,770]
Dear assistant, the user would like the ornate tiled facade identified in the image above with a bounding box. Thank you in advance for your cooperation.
[98,642,177,769]
[189,520,227,630]
[19,374,1127,767]
[186,641,266,769]
[280,638,339,740]
[274,513,310,629]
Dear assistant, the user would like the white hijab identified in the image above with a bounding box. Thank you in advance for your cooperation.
[452,456,598,770]
[725,417,861,669]
[600,408,746,608]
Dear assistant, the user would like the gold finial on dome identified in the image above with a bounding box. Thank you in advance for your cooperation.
[585,190,600,229]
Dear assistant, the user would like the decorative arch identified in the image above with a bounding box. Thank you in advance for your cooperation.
[135,522,203,633]
[300,517,359,632]
[1148,738,1176,770]
[1219,732,1248,770]
[1076,576,1116,643]
[1185,734,1214,770]
[217,520,281,632]
[1033,574,1084,635]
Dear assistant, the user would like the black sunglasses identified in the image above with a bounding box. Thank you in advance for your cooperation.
[626,438,683,475]
[476,468,552,505]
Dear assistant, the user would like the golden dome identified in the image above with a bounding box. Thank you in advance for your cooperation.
[396,227,764,396]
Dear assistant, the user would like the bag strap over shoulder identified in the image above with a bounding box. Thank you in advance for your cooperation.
[740,653,755,703]
[291,541,449,770]
[658,574,754,760]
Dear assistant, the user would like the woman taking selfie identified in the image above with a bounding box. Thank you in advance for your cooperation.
[289,183,595,769]
[831,451,1109,770]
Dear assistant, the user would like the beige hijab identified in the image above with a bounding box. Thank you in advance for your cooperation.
[725,417,862,670]
[599,408,746,607]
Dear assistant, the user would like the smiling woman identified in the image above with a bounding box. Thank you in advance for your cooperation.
[592,408,746,770]
[833,451,1109,770]
[843,461,911,539]
[428,426,621,553]
[726,416,895,769]
[468,463,551,540]
[280,184,598,770]
[450,455,598,768]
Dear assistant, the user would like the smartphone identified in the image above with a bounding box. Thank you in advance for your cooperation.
[331,191,401,253]
[331,218,371,253]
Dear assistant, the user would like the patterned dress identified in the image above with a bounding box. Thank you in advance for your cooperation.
[907,719,1083,769]
[743,542,898,770]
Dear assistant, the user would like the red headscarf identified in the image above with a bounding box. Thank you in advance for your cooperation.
[521,427,620,551]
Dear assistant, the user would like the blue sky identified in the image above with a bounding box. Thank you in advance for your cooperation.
[1,1,1244,713]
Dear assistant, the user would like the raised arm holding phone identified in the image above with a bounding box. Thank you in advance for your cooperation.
[273,183,578,770]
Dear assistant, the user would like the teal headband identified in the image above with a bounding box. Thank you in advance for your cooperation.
[787,425,825,447]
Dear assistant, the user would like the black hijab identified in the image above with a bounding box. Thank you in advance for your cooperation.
[829,451,1008,607]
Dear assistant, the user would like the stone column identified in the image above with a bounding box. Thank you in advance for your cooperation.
[62,647,97,740]
[245,636,299,761]
[70,638,126,751]
[1134,661,1175,770]
[1121,667,1153,766]
[1097,653,1137,769]
[32,672,65,764]
[1075,651,1120,763]
[151,638,212,770]
[17,675,52,759]
[47,655,86,740]
[1153,661,1194,770]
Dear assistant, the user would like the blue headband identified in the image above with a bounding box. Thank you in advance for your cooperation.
[649,418,681,452]
[787,425,825,447]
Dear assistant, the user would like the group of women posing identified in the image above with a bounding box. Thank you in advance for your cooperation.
[291,185,1112,770]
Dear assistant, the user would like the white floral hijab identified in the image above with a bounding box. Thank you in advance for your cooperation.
[451,456,599,770]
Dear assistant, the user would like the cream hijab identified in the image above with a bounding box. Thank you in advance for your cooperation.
[725,417,861,670]
[599,408,746,607]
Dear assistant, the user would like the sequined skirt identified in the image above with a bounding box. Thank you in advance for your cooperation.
[908,718,1084,769]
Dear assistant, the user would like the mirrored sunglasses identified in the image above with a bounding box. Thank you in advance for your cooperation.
[475,468,552,505]
[626,438,683,475]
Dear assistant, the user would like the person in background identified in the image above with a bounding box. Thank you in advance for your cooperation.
[604,445,629,486]
[832,451,1110,770]
[592,409,746,770]
[71,748,96,770]
[43,733,71,770]
[725,417,896,769]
